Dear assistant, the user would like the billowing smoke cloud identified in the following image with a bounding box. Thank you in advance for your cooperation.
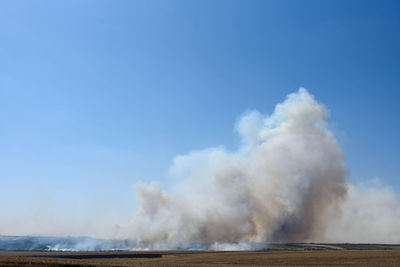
[2,88,399,251]
[129,88,351,249]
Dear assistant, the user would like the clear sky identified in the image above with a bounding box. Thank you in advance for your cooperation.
[1,0,400,236]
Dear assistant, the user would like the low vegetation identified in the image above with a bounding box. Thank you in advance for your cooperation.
[1,248,400,266]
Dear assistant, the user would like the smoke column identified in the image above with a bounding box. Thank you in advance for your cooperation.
[2,88,398,251]
[130,88,349,249]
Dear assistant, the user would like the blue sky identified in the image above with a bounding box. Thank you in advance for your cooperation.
[1,0,400,235]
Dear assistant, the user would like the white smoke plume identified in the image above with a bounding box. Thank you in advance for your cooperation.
[2,88,399,251]
[130,88,354,249]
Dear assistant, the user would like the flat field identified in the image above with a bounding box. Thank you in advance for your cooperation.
[1,248,400,267]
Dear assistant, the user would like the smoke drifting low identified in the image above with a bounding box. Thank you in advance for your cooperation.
[130,88,361,249]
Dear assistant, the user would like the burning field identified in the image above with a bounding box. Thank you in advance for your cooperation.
[1,89,400,266]
[1,246,400,267]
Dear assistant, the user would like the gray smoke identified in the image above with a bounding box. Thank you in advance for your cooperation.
[129,88,350,249]
[2,88,399,250]
[325,179,400,243]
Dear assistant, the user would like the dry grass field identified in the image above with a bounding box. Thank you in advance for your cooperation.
[1,249,400,267]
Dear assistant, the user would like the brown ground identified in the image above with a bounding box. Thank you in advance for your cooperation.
[1,250,400,267]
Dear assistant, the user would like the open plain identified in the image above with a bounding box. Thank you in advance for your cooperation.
[1,244,400,267]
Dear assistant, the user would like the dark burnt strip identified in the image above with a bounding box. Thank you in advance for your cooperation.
[30,253,162,259]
